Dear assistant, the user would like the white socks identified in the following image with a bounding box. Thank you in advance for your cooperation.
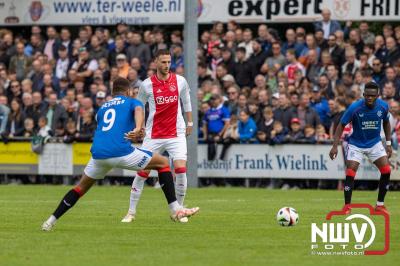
[174,168,187,206]
[46,215,57,225]
[168,201,181,214]
[128,173,147,214]
[376,201,384,206]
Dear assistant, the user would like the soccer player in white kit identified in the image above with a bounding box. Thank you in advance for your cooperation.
[122,49,193,223]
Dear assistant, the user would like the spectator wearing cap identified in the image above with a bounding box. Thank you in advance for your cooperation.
[238,109,257,143]
[108,36,127,66]
[273,93,292,129]
[310,86,330,130]
[248,39,268,77]
[115,54,129,78]
[313,8,342,39]
[9,42,31,82]
[171,43,184,72]
[202,94,230,160]
[289,93,320,129]
[126,30,151,67]
[285,118,305,143]
[71,46,98,87]
[55,45,71,80]
[89,35,108,61]
[221,74,235,91]
[94,91,106,113]
[233,47,254,87]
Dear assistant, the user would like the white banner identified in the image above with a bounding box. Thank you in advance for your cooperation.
[199,0,400,23]
[0,0,399,25]
[197,144,400,180]
[0,0,184,25]
[38,143,73,175]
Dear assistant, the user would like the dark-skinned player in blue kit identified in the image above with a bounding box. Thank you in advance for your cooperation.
[330,82,392,214]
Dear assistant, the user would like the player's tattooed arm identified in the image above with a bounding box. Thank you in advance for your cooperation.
[329,123,345,160]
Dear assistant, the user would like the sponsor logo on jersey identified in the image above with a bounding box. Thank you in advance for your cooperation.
[156,95,178,104]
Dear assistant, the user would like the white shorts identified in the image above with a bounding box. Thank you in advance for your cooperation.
[84,148,153,179]
[141,136,187,161]
[346,142,387,164]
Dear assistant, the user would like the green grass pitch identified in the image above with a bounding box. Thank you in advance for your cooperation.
[0,186,398,266]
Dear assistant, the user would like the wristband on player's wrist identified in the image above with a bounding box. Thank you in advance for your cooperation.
[187,122,194,127]
[386,140,392,146]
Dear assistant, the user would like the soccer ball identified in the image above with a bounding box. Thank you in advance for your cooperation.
[276,207,299,226]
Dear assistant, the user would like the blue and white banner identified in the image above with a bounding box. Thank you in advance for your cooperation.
[197,144,400,180]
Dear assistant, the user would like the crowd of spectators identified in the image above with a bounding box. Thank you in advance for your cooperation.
[1,9,400,187]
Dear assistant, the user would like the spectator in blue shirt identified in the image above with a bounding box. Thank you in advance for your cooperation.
[203,94,230,160]
[170,43,184,72]
[238,110,257,143]
[310,86,331,130]
[313,9,342,40]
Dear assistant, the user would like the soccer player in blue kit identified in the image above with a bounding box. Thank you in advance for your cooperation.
[42,78,199,231]
[330,82,392,214]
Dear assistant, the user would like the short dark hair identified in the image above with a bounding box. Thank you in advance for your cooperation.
[155,49,170,58]
[112,77,130,95]
[364,81,379,92]
[236,47,246,53]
